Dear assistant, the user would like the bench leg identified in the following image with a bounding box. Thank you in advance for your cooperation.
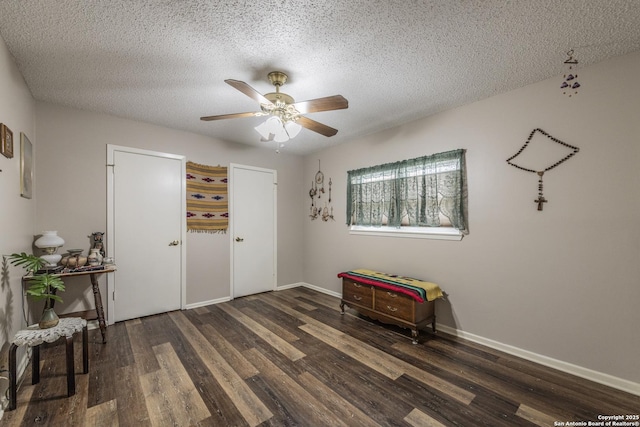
[65,336,76,397]
[32,345,40,384]
[8,344,17,411]
[9,344,42,411]
[411,329,419,345]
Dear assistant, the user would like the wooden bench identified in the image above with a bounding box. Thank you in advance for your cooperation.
[338,270,441,344]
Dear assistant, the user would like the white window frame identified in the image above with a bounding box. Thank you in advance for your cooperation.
[349,225,464,241]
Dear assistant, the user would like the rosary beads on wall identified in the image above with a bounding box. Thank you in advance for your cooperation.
[506,128,579,211]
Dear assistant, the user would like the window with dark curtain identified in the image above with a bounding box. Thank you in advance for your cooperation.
[347,149,468,233]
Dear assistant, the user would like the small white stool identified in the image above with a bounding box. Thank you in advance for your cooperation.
[8,317,88,411]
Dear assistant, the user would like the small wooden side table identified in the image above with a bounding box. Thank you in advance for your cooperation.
[8,317,88,411]
[24,265,116,343]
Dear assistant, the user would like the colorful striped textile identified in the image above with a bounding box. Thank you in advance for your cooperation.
[186,162,228,233]
[337,269,443,302]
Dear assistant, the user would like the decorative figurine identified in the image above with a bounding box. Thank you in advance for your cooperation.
[90,232,105,258]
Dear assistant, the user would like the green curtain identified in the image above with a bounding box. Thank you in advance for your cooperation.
[347,149,467,233]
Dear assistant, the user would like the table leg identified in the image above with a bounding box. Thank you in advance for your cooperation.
[8,343,17,411]
[82,325,89,374]
[89,273,107,343]
[65,336,76,396]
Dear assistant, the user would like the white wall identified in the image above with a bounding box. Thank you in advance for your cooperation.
[0,35,36,408]
[34,102,305,311]
[303,51,640,388]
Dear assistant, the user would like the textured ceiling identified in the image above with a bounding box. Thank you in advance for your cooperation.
[0,1,639,155]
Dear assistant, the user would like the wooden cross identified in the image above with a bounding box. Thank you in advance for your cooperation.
[535,195,547,211]
[534,171,547,211]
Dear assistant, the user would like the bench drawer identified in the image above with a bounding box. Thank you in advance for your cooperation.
[374,289,414,322]
[342,279,373,308]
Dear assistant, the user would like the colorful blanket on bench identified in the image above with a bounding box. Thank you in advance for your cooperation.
[337,269,443,303]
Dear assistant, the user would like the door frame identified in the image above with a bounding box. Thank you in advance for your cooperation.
[106,144,187,324]
[229,163,277,299]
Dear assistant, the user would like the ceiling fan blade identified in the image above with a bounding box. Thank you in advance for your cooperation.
[225,79,273,105]
[297,116,339,137]
[292,95,348,114]
[200,111,263,121]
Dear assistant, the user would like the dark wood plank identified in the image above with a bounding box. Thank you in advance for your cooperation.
[169,310,252,426]
[113,363,152,426]
[86,322,129,408]
[125,319,161,375]
[139,342,210,425]
[168,310,272,426]
[243,347,350,427]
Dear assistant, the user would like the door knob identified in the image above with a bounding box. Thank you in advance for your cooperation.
[169,240,180,246]
[235,237,244,242]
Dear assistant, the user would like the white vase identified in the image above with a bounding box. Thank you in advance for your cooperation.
[87,248,103,266]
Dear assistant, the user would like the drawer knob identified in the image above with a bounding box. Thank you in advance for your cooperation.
[353,295,362,301]
[387,292,397,298]
[386,305,398,312]
[353,283,362,288]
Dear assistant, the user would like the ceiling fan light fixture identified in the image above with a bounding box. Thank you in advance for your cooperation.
[255,117,277,140]
[255,116,289,142]
[255,116,302,143]
[273,130,289,143]
[266,116,283,134]
[284,121,302,138]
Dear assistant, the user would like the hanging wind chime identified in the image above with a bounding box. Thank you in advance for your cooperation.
[506,128,579,211]
[561,49,580,97]
[309,160,334,221]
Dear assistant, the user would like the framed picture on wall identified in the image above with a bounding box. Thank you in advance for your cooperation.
[1,123,13,159]
[20,132,33,199]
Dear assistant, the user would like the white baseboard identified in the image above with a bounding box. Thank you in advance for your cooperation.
[277,282,342,298]
[300,282,341,298]
[185,283,337,308]
[185,297,231,310]
[276,282,305,291]
[437,324,640,397]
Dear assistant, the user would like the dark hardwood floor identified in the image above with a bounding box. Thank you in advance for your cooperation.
[2,287,638,426]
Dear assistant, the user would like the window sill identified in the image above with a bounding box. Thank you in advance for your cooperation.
[349,226,464,241]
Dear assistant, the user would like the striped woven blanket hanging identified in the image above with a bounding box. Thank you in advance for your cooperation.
[186,162,228,233]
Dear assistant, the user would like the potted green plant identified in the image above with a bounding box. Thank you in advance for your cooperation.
[8,252,66,329]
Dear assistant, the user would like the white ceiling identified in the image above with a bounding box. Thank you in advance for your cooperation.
[1,1,639,155]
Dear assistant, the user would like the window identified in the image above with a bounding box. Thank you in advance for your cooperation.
[346,149,467,240]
